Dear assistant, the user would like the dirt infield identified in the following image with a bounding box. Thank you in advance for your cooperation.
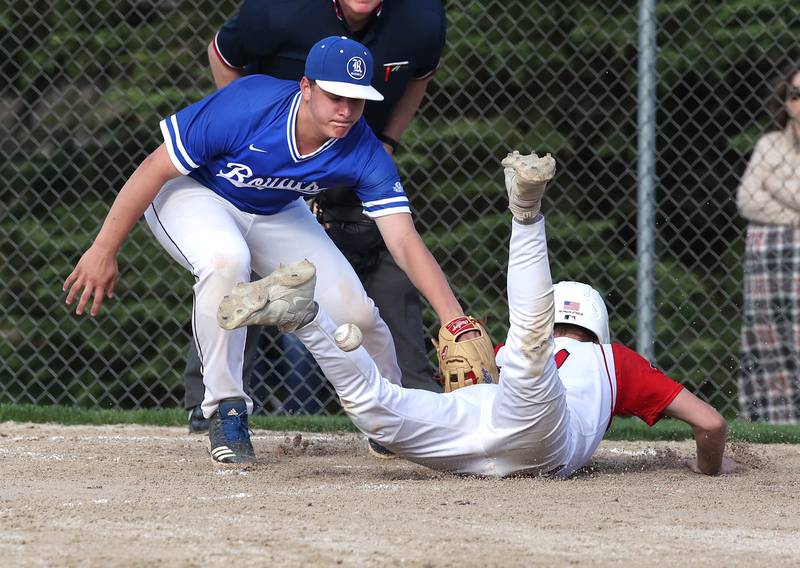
[1,422,798,567]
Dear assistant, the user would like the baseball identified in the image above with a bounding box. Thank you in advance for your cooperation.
[334,323,363,352]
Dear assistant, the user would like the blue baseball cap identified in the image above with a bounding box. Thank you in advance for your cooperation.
[304,36,384,101]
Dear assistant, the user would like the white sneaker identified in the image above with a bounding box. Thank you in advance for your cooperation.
[217,260,317,333]
[501,150,556,222]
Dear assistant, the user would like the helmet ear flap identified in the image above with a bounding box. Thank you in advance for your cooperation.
[552,281,610,344]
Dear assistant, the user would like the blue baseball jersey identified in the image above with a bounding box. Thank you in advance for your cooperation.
[159,75,410,218]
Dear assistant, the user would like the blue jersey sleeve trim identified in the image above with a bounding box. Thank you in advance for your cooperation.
[364,206,412,219]
[160,118,190,175]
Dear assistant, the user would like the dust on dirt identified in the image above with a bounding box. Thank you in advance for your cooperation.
[0,422,798,567]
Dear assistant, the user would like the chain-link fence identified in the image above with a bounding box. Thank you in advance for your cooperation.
[3,1,800,417]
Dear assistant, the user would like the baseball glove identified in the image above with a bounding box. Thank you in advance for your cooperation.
[434,316,499,393]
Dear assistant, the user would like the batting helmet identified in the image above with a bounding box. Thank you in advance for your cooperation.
[553,281,610,344]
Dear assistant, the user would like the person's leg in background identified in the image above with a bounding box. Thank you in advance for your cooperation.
[325,218,440,393]
[362,250,441,393]
[245,199,403,387]
[739,224,800,424]
[184,323,262,433]
[275,333,325,415]
[324,220,440,457]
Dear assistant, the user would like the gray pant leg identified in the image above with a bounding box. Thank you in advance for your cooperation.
[183,324,263,409]
[361,251,441,393]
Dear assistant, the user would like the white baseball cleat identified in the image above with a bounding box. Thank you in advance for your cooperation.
[217,260,317,332]
[501,150,556,222]
[334,323,363,352]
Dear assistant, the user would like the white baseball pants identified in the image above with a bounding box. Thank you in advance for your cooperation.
[294,215,573,476]
[143,177,402,418]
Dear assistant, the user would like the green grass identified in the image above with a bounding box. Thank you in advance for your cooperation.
[2,404,799,443]
[0,404,357,433]
[607,416,800,444]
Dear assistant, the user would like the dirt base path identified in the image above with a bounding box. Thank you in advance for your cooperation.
[1,422,798,567]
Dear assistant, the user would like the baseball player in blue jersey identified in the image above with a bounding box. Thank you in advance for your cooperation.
[182,0,448,435]
[63,36,475,464]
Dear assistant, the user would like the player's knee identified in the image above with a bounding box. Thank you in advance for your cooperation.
[196,248,251,284]
[316,279,380,328]
[348,300,381,330]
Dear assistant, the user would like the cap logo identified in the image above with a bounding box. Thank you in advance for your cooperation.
[347,57,367,80]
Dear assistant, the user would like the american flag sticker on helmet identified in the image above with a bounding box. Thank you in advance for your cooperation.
[563,300,581,310]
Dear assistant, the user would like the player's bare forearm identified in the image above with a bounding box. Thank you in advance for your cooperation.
[380,77,431,144]
[93,146,180,252]
[663,389,730,475]
[392,235,464,321]
[690,421,728,475]
[207,41,244,89]
[63,145,181,316]
[375,213,464,322]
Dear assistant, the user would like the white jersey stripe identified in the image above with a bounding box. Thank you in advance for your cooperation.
[363,204,410,214]
[362,196,409,208]
[286,92,299,161]
[160,119,190,175]
[170,115,200,170]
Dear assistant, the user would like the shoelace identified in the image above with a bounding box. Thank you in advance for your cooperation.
[221,413,251,444]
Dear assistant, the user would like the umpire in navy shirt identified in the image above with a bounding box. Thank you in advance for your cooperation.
[184,0,447,431]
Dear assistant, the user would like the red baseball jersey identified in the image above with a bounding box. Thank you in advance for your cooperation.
[608,343,685,426]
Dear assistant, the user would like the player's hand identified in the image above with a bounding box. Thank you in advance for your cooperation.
[63,244,119,316]
[718,457,740,474]
[456,330,479,342]
[684,456,740,475]
[308,198,330,229]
